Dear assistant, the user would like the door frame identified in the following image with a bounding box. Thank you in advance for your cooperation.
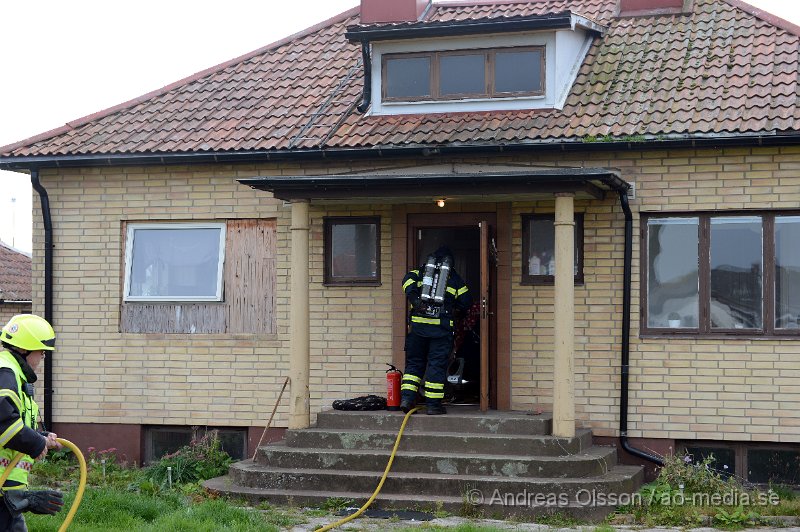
[391,208,511,410]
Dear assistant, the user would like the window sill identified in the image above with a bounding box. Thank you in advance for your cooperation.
[520,278,584,287]
[640,332,800,341]
[323,280,382,287]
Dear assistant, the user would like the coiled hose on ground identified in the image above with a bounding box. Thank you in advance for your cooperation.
[315,406,422,532]
[0,438,87,532]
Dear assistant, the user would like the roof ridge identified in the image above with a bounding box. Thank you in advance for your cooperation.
[0,5,361,157]
[720,0,800,37]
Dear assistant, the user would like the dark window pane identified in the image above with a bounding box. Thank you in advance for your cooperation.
[685,446,736,479]
[385,56,430,98]
[647,218,699,328]
[748,449,800,485]
[215,430,246,461]
[710,217,763,329]
[525,217,579,277]
[150,429,192,462]
[331,223,377,278]
[775,216,800,329]
[495,49,542,93]
[440,53,485,95]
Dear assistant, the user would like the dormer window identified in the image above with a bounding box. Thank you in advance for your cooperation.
[345,11,606,116]
[382,46,545,102]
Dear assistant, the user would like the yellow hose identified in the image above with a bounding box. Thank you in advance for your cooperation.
[0,438,87,532]
[315,406,422,532]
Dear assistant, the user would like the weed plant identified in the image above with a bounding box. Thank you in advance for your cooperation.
[614,451,795,528]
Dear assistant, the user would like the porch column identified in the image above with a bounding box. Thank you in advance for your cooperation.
[289,199,310,429]
[553,193,575,438]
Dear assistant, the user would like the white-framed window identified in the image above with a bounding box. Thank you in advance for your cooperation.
[123,223,226,302]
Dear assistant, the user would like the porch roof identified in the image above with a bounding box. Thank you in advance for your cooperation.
[239,167,629,202]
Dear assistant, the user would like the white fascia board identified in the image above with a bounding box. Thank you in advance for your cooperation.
[570,14,608,35]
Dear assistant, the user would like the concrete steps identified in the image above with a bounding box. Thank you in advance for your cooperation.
[255,443,618,478]
[204,406,644,521]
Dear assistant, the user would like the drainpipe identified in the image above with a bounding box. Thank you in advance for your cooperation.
[357,41,372,113]
[30,169,54,431]
[617,190,663,466]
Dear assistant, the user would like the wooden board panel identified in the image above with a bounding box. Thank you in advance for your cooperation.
[121,303,226,333]
[226,219,277,334]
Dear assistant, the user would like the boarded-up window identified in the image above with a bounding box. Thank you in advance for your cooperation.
[121,219,276,334]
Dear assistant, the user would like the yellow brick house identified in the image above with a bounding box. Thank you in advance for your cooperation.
[1,0,800,486]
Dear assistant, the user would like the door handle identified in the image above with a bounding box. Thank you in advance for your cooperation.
[481,296,488,320]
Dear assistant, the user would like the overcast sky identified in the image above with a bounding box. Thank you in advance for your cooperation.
[0,0,797,253]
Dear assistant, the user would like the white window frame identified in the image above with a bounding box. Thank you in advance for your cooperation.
[123,222,226,302]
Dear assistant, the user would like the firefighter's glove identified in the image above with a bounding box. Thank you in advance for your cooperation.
[409,295,422,311]
[3,489,64,515]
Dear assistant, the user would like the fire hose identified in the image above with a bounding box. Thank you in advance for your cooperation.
[314,406,422,532]
[0,438,87,532]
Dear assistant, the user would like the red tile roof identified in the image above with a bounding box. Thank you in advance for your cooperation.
[1,0,798,159]
[0,243,31,302]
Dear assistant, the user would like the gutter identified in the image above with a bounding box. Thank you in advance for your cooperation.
[617,190,663,466]
[3,132,800,171]
[30,169,55,431]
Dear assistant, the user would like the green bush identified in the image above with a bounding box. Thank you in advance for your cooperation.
[145,430,233,488]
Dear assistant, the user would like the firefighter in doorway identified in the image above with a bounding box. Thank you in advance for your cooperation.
[401,246,472,415]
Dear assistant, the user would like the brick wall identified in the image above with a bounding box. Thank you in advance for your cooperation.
[0,303,32,327]
[34,145,800,443]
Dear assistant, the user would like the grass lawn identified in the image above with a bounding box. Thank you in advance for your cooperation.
[25,487,306,532]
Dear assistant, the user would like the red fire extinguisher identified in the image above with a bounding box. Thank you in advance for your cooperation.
[386,364,402,411]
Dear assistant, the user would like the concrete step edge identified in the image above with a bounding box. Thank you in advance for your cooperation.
[289,427,592,440]
[231,463,642,484]
[258,445,616,462]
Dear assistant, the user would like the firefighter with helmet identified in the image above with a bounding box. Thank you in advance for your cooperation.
[0,314,64,530]
[401,246,472,415]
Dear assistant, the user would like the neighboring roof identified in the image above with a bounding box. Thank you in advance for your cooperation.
[0,242,31,302]
[1,0,799,165]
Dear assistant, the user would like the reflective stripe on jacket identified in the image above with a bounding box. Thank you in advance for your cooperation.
[0,350,38,488]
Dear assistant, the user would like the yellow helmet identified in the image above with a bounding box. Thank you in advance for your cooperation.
[1,314,56,352]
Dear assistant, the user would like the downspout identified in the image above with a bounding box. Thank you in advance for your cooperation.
[30,169,54,431]
[617,190,663,466]
[357,40,372,113]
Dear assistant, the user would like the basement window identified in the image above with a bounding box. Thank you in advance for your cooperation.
[383,46,545,102]
[124,223,225,302]
[144,426,247,464]
[324,217,381,286]
[681,441,800,486]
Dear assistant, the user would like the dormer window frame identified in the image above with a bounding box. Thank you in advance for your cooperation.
[381,45,546,103]
[369,32,563,115]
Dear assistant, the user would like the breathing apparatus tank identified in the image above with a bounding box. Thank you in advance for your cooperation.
[420,254,438,303]
[432,255,451,304]
[417,254,452,318]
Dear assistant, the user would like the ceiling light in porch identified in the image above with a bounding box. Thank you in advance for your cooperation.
[436,198,446,208]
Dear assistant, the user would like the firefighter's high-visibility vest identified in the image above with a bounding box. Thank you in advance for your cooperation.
[0,350,38,488]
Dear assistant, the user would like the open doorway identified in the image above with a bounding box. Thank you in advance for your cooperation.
[415,226,481,405]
